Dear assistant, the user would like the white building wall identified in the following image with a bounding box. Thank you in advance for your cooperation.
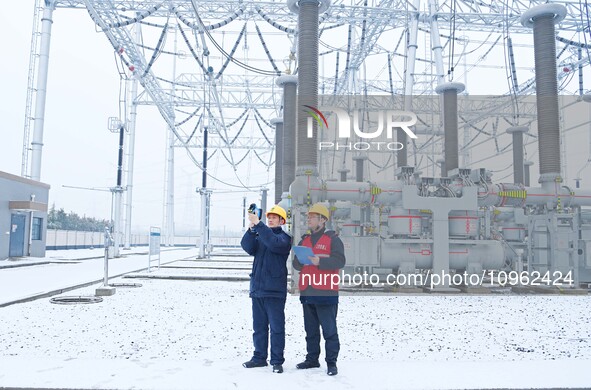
[0,171,50,260]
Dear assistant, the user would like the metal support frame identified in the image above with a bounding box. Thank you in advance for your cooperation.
[123,20,141,249]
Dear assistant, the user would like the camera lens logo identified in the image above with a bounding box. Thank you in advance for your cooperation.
[304,105,418,151]
[303,105,329,131]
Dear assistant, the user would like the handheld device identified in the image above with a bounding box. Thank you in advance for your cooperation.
[248,203,263,220]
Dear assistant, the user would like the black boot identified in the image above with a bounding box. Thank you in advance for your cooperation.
[272,364,284,373]
[327,363,338,376]
[296,360,321,369]
[243,359,268,368]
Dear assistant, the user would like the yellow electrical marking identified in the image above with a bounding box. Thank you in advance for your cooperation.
[499,190,526,198]
[370,186,382,195]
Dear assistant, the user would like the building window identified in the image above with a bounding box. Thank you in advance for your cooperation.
[32,217,43,240]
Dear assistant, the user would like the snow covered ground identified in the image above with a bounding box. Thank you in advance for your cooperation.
[0,247,200,306]
[0,250,590,389]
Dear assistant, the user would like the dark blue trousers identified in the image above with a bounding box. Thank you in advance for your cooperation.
[251,297,286,365]
[302,303,340,364]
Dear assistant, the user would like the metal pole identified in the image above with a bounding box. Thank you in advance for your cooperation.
[148,231,152,272]
[112,125,125,257]
[260,187,268,224]
[197,189,212,257]
[113,189,122,257]
[428,0,446,86]
[124,20,141,249]
[272,118,284,203]
[104,238,109,285]
[199,190,206,257]
[30,0,56,181]
[117,126,124,187]
[22,0,43,177]
[399,0,420,167]
[202,126,208,189]
[103,227,113,286]
[242,196,246,229]
[205,190,211,257]
[199,125,209,258]
[163,23,178,247]
[579,48,584,96]
[163,127,175,246]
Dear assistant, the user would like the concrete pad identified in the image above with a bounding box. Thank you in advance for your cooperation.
[95,286,116,296]
[458,285,494,294]
[422,286,462,293]
[383,286,424,293]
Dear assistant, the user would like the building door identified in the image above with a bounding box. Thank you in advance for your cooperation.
[9,214,26,257]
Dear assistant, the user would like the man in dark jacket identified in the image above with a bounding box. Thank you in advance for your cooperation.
[241,205,291,374]
[293,203,346,376]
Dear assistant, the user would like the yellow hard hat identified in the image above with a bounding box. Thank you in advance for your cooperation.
[266,205,287,220]
[308,203,330,220]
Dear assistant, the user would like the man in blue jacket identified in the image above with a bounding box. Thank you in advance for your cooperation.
[292,203,346,376]
[241,205,291,374]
